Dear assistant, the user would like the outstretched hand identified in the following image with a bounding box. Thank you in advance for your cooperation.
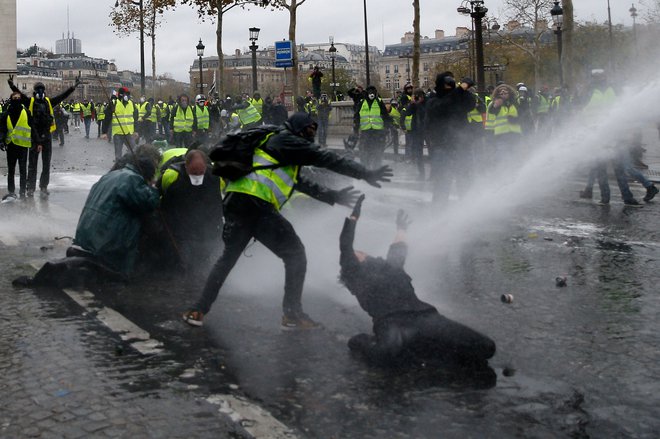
[7,74,14,86]
[74,75,82,87]
[396,209,411,231]
[350,194,366,219]
[365,165,393,188]
[335,186,362,208]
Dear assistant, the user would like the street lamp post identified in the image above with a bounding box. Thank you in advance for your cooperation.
[607,0,614,72]
[115,0,145,95]
[196,38,205,95]
[363,0,371,86]
[328,37,337,101]
[458,1,488,92]
[550,1,564,88]
[249,27,260,94]
[630,3,638,53]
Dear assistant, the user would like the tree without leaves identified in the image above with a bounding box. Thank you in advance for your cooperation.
[561,0,574,91]
[500,0,554,89]
[180,0,277,99]
[269,0,307,101]
[109,0,176,98]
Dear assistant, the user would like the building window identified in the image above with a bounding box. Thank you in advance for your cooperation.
[385,65,390,74]
[385,79,391,89]
[394,65,399,74]
[394,79,400,90]
[423,62,429,72]
[22,83,27,90]
[69,61,73,67]
[423,76,429,88]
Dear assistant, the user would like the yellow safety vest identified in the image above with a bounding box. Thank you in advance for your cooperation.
[492,104,522,136]
[29,97,56,133]
[226,143,298,210]
[6,107,32,148]
[359,99,384,131]
[467,108,484,124]
[146,103,157,122]
[195,105,210,130]
[80,102,93,117]
[111,100,136,136]
[96,104,106,121]
[389,107,401,128]
[536,95,550,114]
[250,98,264,115]
[173,105,194,133]
[237,103,261,126]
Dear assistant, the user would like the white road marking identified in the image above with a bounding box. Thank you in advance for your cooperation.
[206,394,299,439]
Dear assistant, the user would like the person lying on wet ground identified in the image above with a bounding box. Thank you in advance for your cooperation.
[339,195,496,366]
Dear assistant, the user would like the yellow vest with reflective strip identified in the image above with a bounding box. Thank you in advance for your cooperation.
[111,100,135,136]
[389,107,401,127]
[536,95,550,114]
[195,105,209,130]
[173,105,194,133]
[95,103,106,121]
[250,98,264,115]
[80,102,93,117]
[6,108,32,148]
[359,99,384,131]
[29,97,56,133]
[146,103,157,122]
[226,141,298,210]
[492,104,522,136]
[467,108,483,124]
[237,103,261,126]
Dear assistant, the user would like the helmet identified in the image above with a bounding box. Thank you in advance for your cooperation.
[195,94,205,102]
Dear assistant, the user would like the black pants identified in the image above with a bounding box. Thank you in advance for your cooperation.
[6,143,29,196]
[55,119,66,145]
[194,193,307,317]
[411,132,425,178]
[348,310,496,365]
[172,131,193,148]
[27,138,52,192]
[359,130,386,169]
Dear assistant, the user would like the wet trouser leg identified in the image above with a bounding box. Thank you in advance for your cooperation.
[194,196,307,317]
[620,149,652,188]
[411,134,425,178]
[97,121,102,138]
[27,146,40,193]
[595,162,610,203]
[113,135,132,161]
[84,117,92,137]
[350,311,496,364]
[6,144,20,194]
[39,139,52,190]
[612,158,635,202]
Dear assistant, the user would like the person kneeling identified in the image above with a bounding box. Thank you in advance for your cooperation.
[339,195,496,366]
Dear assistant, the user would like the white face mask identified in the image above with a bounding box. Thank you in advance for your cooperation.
[123,95,129,102]
[140,97,145,103]
[368,93,375,100]
[189,174,204,186]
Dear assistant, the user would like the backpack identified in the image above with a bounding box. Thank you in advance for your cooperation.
[209,125,282,181]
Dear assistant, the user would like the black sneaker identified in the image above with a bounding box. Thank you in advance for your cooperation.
[281,313,320,330]
[2,193,18,203]
[579,190,593,199]
[624,199,643,208]
[597,199,609,206]
[643,185,659,202]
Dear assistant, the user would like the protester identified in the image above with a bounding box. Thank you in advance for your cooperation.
[339,195,496,365]
[0,92,35,201]
[182,112,393,329]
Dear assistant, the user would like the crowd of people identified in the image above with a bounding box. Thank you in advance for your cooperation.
[3,66,658,368]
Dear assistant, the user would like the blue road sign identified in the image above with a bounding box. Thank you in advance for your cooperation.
[275,60,294,68]
[275,40,293,61]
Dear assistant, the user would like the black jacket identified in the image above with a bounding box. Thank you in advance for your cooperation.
[0,104,37,145]
[260,127,370,205]
[424,86,474,147]
[339,218,436,322]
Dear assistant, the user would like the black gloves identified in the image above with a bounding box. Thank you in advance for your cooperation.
[350,194,366,219]
[335,186,361,208]
[396,209,411,230]
[74,76,81,87]
[364,165,393,188]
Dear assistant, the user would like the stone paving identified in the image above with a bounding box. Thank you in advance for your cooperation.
[0,270,250,438]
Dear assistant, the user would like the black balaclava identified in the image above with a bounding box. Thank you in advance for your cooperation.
[33,82,46,100]
[435,71,456,97]
[286,112,317,141]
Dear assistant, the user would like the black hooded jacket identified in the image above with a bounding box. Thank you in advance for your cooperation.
[339,218,436,323]
[258,113,371,205]
[424,72,475,147]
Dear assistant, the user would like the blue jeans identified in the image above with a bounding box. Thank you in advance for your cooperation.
[620,149,652,188]
[585,158,634,203]
[84,117,92,137]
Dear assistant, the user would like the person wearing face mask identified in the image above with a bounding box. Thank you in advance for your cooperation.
[158,149,223,272]
[102,87,139,160]
[424,71,475,204]
[7,76,80,198]
[0,92,36,201]
[192,95,210,147]
[338,195,496,366]
[398,84,414,161]
[169,94,195,147]
[182,112,394,329]
[79,98,95,139]
[354,85,391,169]
[136,96,155,144]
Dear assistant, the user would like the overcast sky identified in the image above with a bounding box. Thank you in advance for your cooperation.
[17,0,637,82]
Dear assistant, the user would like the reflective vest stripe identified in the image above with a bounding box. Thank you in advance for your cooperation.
[404,115,412,131]
[359,100,384,131]
[173,106,194,132]
[80,103,93,117]
[237,104,261,126]
[112,101,135,135]
[250,98,263,114]
[29,97,56,133]
[493,105,522,135]
[226,147,298,210]
[6,109,32,148]
[537,95,550,114]
[195,106,209,129]
[146,104,157,122]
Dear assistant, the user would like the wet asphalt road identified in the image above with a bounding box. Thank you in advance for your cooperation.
[2,128,660,438]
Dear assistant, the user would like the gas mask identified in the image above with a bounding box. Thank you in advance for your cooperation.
[189,174,204,186]
[368,93,375,100]
[140,97,146,103]
[34,89,45,100]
